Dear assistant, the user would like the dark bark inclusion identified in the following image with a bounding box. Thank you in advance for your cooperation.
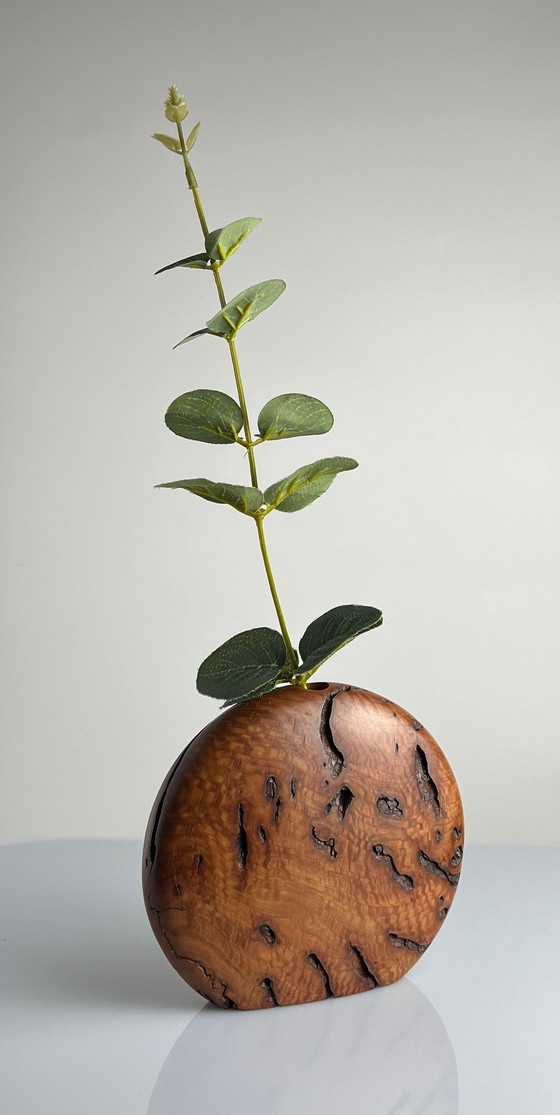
[264,776,277,801]
[323,784,355,821]
[259,923,276,944]
[311,826,337,859]
[262,977,279,1006]
[236,803,248,869]
[372,844,414,891]
[415,745,441,817]
[376,795,403,819]
[388,932,427,953]
[307,953,334,998]
[349,942,379,986]
[419,850,460,887]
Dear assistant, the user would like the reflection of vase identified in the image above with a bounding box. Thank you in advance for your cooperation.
[148,977,459,1115]
[143,683,463,1010]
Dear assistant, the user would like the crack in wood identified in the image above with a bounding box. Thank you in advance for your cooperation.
[307,953,334,998]
[450,845,463,867]
[221,983,239,1009]
[349,942,379,986]
[195,855,203,874]
[258,825,267,843]
[236,803,248,869]
[261,977,279,1006]
[372,844,414,890]
[273,796,282,824]
[419,850,460,887]
[310,825,338,858]
[148,908,238,1007]
[148,744,189,869]
[376,795,403,819]
[388,932,427,953]
[290,777,297,798]
[415,745,441,817]
[319,688,349,777]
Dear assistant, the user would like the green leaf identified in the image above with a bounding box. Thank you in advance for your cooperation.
[205,218,262,263]
[219,679,283,708]
[257,393,334,441]
[186,121,200,151]
[152,132,182,154]
[165,389,244,444]
[197,627,288,703]
[156,253,211,275]
[206,280,286,338]
[173,328,210,349]
[155,477,263,515]
[296,604,384,678]
[264,456,358,513]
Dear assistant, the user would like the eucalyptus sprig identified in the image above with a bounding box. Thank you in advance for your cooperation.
[153,85,383,706]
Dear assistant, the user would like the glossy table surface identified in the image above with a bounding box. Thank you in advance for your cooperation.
[1,841,558,1114]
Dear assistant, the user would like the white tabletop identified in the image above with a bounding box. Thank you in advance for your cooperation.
[1,841,558,1114]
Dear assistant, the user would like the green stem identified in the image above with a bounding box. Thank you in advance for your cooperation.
[175,118,298,672]
[254,513,297,668]
[226,336,258,488]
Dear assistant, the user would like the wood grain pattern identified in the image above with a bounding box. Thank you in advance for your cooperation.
[143,683,463,1010]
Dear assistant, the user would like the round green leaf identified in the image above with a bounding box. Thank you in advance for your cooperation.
[156,477,263,515]
[206,280,286,337]
[197,627,288,702]
[205,218,261,263]
[165,390,244,445]
[264,456,358,513]
[257,393,334,441]
[296,604,383,678]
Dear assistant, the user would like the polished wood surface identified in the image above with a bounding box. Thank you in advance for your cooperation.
[143,683,463,1009]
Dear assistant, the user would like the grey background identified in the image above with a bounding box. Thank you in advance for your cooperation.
[2,0,559,844]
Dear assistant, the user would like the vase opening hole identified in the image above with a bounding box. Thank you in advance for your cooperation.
[307,682,330,690]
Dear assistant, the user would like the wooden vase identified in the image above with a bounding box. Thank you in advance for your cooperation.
[143,682,463,1010]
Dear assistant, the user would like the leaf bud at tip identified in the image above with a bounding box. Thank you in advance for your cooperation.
[164,84,188,123]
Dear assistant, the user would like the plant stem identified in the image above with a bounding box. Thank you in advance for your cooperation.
[175,119,298,672]
[254,512,297,666]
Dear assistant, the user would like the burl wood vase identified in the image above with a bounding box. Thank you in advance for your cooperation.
[143,682,463,1010]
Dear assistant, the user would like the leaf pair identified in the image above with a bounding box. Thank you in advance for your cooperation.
[156,216,261,275]
[164,389,333,446]
[152,124,200,155]
[157,456,357,515]
[197,604,383,706]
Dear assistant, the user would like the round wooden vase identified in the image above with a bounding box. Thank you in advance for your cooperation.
[143,682,463,1010]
